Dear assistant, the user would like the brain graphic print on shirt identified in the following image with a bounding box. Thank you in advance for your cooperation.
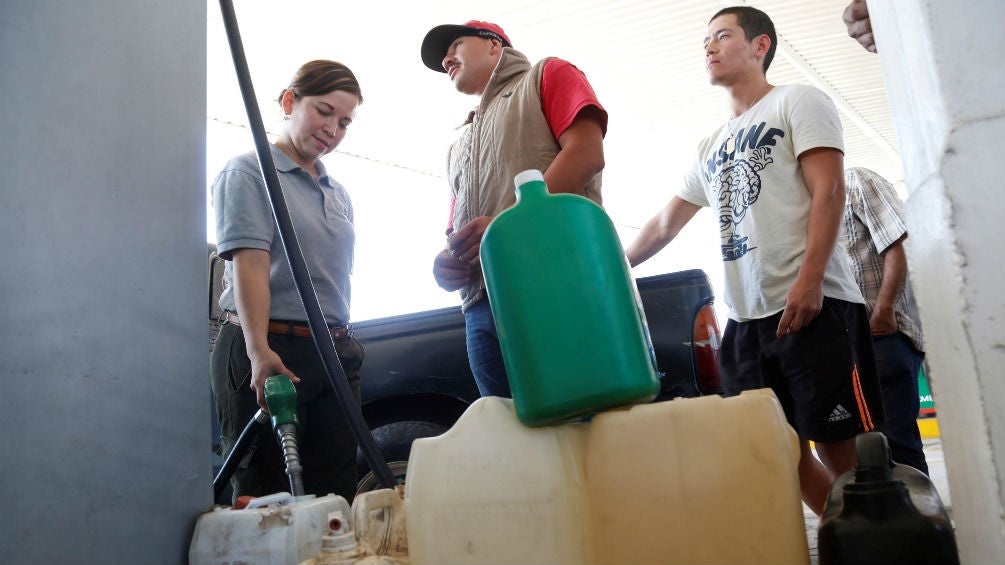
[703,122,784,262]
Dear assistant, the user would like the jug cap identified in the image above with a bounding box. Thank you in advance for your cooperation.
[514,169,544,188]
[853,432,894,483]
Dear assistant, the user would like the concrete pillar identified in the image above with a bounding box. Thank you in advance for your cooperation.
[0,1,209,563]
[869,1,1005,562]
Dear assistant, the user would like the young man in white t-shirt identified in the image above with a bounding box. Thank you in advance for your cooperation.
[626,5,884,515]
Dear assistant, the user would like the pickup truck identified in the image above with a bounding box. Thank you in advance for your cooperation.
[209,245,723,494]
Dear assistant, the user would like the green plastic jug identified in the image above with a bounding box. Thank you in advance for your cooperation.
[480,169,660,426]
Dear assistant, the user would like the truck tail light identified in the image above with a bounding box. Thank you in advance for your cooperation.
[693,304,723,394]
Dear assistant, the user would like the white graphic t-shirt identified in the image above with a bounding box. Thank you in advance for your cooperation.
[679,84,863,322]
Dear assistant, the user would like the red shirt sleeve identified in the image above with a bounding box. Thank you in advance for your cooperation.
[540,58,608,141]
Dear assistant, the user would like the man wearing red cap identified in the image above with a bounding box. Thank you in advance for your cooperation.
[421,21,608,398]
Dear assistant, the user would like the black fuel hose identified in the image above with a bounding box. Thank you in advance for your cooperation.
[213,409,267,501]
[216,0,395,490]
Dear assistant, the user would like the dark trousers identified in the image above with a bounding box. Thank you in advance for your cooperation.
[874,332,929,475]
[720,298,885,443]
[210,322,364,502]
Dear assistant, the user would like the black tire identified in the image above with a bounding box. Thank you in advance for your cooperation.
[355,460,409,497]
[355,420,448,495]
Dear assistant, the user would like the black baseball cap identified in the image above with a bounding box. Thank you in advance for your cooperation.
[420,20,513,72]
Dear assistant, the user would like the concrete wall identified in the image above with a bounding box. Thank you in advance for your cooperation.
[0,1,209,563]
[869,1,1005,563]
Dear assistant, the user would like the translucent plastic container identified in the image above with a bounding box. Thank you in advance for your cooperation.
[404,390,807,565]
[480,170,660,425]
[189,493,350,565]
[298,496,409,565]
[404,396,592,564]
[351,487,408,558]
[586,389,809,565]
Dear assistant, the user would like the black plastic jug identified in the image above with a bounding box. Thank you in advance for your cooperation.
[818,431,959,565]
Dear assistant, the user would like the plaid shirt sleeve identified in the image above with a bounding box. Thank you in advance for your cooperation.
[850,168,908,253]
[842,167,924,352]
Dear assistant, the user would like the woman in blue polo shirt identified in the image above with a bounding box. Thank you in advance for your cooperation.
[210,60,364,503]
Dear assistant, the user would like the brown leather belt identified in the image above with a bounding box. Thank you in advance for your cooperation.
[224,311,350,340]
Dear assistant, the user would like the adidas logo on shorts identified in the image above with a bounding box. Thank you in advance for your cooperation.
[829,404,852,422]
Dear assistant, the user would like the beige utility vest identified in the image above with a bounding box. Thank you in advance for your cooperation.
[447,48,603,312]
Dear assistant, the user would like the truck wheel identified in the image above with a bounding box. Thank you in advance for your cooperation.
[355,420,448,495]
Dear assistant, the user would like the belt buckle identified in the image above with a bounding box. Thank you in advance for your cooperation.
[329,324,353,340]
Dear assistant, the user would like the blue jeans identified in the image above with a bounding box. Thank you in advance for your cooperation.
[874,332,929,475]
[464,299,512,398]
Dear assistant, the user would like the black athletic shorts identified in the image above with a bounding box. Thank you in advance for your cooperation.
[720,297,885,443]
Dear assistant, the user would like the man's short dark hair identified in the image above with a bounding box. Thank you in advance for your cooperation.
[711,6,778,73]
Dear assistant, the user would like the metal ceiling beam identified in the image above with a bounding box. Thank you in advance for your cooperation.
[723,0,899,162]
[774,34,900,162]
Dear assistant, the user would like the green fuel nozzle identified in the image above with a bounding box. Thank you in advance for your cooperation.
[264,375,304,497]
[265,374,299,430]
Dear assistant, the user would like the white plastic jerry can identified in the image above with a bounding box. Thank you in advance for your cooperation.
[299,496,410,565]
[404,397,593,565]
[587,389,808,565]
[403,390,807,565]
[351,486,408,558]
[189,492,350,565]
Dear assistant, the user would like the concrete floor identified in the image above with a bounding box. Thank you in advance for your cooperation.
[805,437,951,564]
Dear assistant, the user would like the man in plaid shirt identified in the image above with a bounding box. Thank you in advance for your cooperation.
[841,167,929,474]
